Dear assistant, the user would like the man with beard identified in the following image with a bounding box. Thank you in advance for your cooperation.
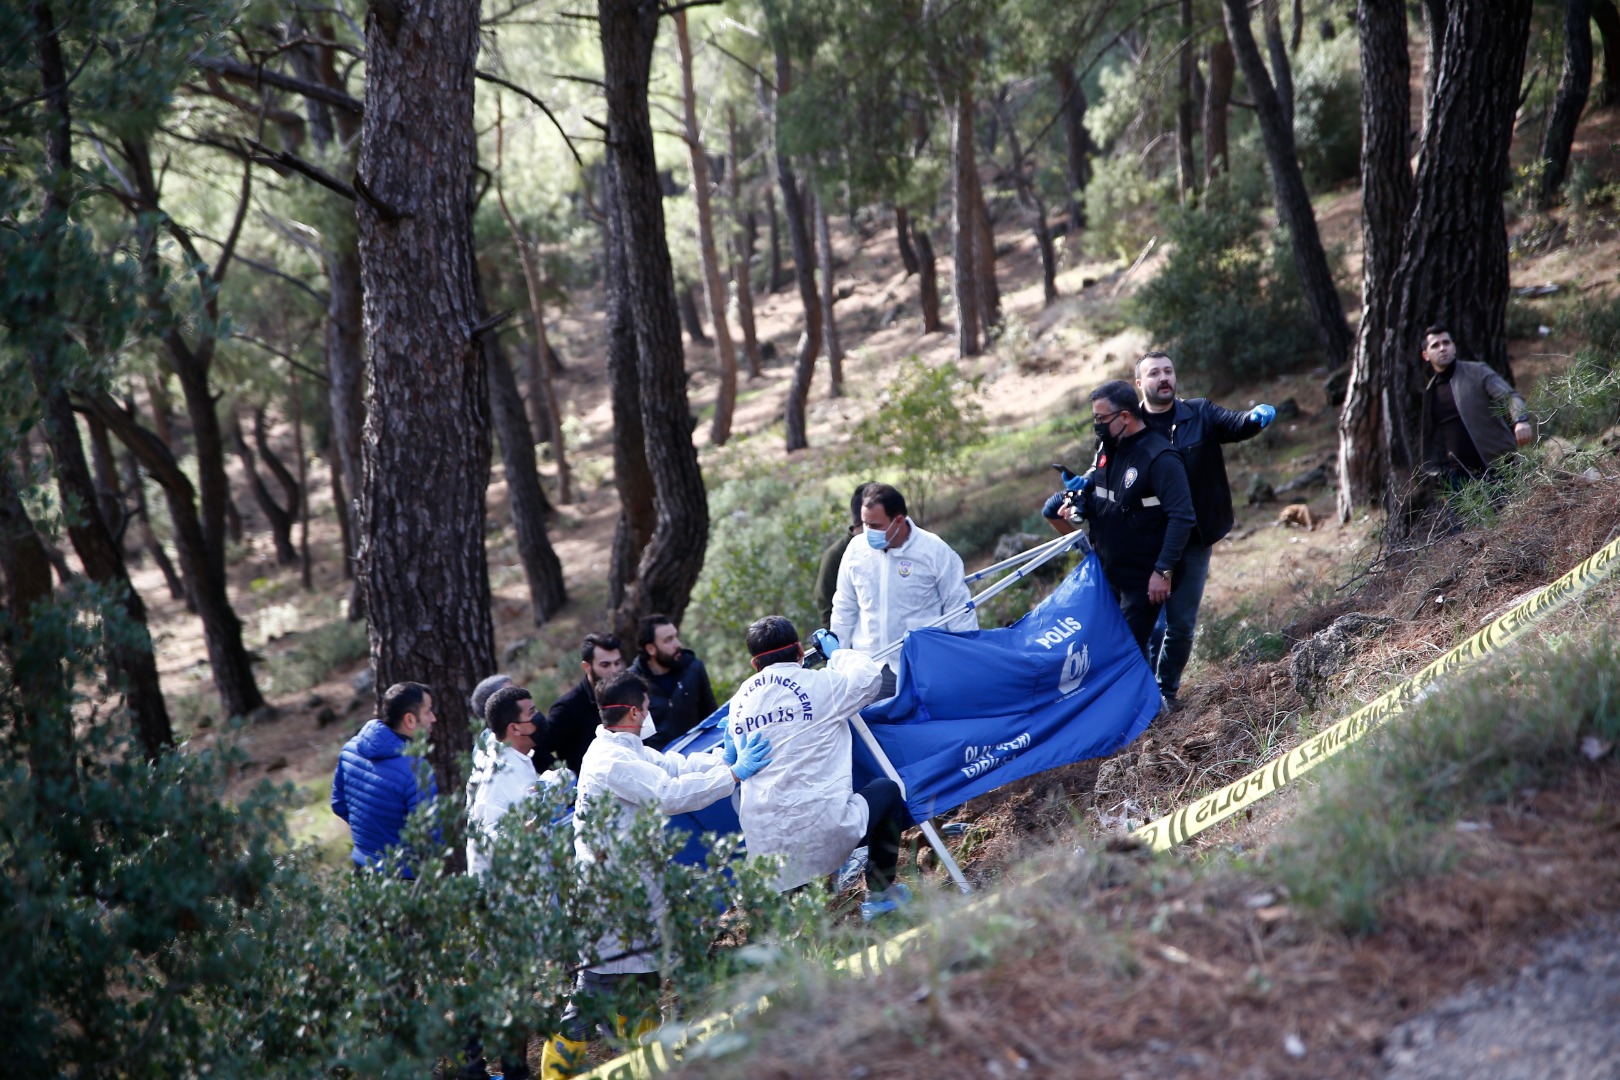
[1058,381,1196,658]
[1132,352,1275,710]
[628,614,718,750]
[547,632,626,775]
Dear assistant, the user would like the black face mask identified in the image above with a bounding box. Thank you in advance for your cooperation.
[1094,419,1117,446]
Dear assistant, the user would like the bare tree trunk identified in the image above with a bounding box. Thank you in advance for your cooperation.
[765,184,785,292]
[1263,0,1295,130]
[726,106,764,379]
[1538,0,1594,207]
[968,143,1001,332]
[673,11,740,445]
[1001,100,1059,307]
[325,244,366,605]
[772,33,824,452]
[1222,0,1354,370]
[1177,0,1200,202]
[1338,0,1413,521]
[495,124,573,504]
[1054,59,1094,234]
[124,449,188,603]
[950,86,982,357]
[677,283,709,344]
[481,276,568,625]
[1595,0,1620,106]
[600,154,658,626]
[1421,0,1445,133]
[329,462,352,588]
[1203,36,1235,183]
[815,186,845,398]
[600,0,710,624]
[231,410,298,566]
[1292,0,1304,50]
[84,412,125,545]
[894,204,920,275]
[292,365,312,590]
[357,0,495,812]
[915,227,943,333]
[0,456,73,785]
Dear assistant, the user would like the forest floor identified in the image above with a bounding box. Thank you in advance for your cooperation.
[119,98,1620,1076]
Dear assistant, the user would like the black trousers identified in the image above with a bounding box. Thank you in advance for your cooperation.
[1114,584,1161,657]
[856,777,905,891]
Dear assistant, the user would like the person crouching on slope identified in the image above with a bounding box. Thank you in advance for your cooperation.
[728,616,911,920]
[541,671,772,1079]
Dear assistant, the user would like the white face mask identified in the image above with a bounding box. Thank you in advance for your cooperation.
[638,708,657,740]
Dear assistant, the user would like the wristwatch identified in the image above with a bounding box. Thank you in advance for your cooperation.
[1155,567,1173,586]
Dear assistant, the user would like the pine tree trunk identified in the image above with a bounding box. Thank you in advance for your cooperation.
[1338,0,1413,521]
[968,140,1001,332]
[772,34,823,452]
[26,8,173,757]
[727,107,764,379]
[1054,59,1094,234]
[124,450,188,602]
[325,243,366,601]
[357,0,495,811]
[916,228,943,333]
[292,365,312,590]
[1538,0,1594,207]
[1203,37,1235,183]
[231,411,298,566]
[481,276,567,625]
[1222,0,1354,370]
[0,456,72,784]
[815,187,845,398]
[895,204,920,275]
[84,412,125,544]
[599,154,658,627]
[1595,0,1620,106]
[1177,0,1200,202]
[765,184,785,293]
[674,11,739,446]
[677,283,710,344]
[599,0,710,623]
[950,86,982,358]
[1263,0,1295,130]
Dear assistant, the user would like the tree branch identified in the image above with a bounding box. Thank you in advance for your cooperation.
[197,56,363,116]
[476,69,586,169]
[243,136,359,202]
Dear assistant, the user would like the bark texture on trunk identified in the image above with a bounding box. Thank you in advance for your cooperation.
[1222,0,1354,370]
[481,279,567,625]
[1054,60,1094,233]
[600,154,658,627]
[1595,0,1620,106]
[950,86,982,358]
[1176,0,1200,202]
[356,0,495,809]
[1538,0,1593,206]
[968,142,1001,332]
[726,107,764,379]
[1263,0,1295,130]
[915,227,943,333]
[1203,37,1235,183]
[815,187,844,397]
[894,204,920,275]
[324,243,366,597]
[772,35,823,451]
[1338,0,1414,521]
[765,183,785,293]
[600,0,710,625]
[674,11,739,445]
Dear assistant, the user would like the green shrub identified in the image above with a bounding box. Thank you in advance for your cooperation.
[840,355,986,521]
[262,608,371,694]
[1527,295,1620,438]
[1082,152,1173,264]
[1131,180,1320,384]
[1291,37,1362,188]
[685,475,844,696]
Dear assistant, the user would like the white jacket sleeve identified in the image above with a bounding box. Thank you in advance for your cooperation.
[602,752,737,816]
[818,649,886,721]
[938,543,978,632]
[829,542,858,646]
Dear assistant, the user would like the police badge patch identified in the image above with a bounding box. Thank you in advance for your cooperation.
[1123,466,1139,489]
[898,559,913,577]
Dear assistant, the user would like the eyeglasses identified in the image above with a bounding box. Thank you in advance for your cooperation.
[1093,409,1120,425]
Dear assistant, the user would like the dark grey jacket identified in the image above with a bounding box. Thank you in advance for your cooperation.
[1421,360,1532,473]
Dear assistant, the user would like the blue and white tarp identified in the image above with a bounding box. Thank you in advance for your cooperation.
[664,550,1159,865]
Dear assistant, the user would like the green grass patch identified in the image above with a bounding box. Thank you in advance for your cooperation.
[1274,633,1620,934]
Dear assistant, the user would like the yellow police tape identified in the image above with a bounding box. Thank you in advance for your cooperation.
[575,924,926,1079]
[1131,532,1620,852]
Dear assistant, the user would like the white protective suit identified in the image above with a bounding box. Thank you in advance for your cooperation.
[830,521,977,658]
[574,727,736,974]
[727,649,886,891]
[465,740,567,878]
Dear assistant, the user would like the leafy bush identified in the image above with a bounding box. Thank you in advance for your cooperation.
[685,475,844,696]
[840,355,986,521]
[1131,179,1320,384]
[1082,152,1172,263]
[1291,37,1362,188]
[1527,295,1620,438]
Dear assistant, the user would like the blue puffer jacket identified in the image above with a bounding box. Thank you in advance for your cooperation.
[331,719,438,875]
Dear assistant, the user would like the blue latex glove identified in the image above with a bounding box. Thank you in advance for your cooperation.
[812,628,840,656]
[1250,403,1277,429]
[721,724,738,766]
[731,731,773,780]
[1053,464,1090,492]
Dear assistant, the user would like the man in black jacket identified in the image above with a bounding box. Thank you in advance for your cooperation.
[546,631,625,774]
[1059,380,1197,655]
[628,614,718,750]
[1135,352,1275,709]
